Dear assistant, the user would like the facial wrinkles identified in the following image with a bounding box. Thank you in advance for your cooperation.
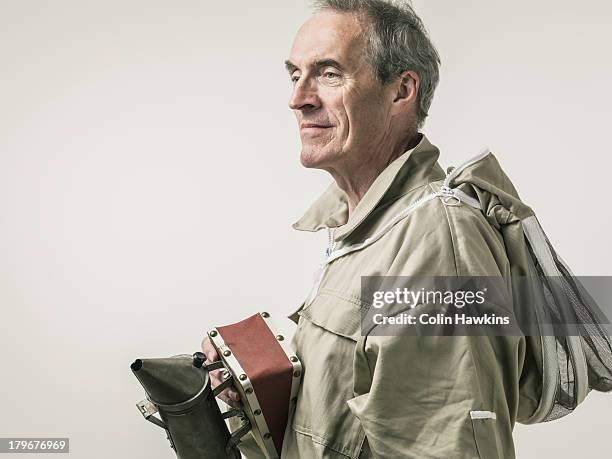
[300,70,349,153]
[343,74,392,166]
[336,54,373,152]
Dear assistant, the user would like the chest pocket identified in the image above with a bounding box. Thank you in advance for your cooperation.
[287,289,367,458]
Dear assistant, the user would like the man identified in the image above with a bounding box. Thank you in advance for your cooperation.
[202,1,537,457]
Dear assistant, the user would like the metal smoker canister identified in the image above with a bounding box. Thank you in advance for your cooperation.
[131,353,248,459]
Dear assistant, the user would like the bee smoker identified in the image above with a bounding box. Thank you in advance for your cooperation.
[131,352,249,459]
[131,312,302,459]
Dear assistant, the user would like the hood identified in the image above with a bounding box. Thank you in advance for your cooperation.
[445,150,535,230]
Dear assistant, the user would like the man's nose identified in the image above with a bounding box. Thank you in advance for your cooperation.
[289,78,321,111]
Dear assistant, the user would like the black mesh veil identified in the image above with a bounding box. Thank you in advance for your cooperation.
[520,215,612,422]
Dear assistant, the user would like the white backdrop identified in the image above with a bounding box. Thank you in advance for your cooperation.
[0,1,610,458]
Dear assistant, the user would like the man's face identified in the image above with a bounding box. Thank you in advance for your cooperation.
[286,11,394,169]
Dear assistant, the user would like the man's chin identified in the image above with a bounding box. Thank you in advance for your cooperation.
[299,147,332,169]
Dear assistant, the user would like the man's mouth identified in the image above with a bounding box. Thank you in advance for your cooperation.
[300,123,333,133]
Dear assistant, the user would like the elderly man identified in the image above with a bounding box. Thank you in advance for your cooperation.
[203,1,537,457]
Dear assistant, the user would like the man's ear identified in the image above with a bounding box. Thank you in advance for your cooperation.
[392,70,419,110]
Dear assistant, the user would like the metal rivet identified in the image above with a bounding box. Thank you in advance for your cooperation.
[245,387,253,394]
[223,350,231,357]
[263,433,271,439]
[239,374,247,381]
[209,330,217,337]
[276,335,284,341]
[261,312,270,318]
[254,409,261,416]
[293,371,301,378]
[290,356,298,362]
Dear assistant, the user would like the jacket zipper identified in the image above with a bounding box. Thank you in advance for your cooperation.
[326,227,337,258]
[443,147,491,189]
[306,149,491,305]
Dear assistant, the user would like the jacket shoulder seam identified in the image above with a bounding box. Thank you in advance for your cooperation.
[427,182,460,277]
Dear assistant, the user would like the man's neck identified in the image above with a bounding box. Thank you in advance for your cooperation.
[329,132,421,216]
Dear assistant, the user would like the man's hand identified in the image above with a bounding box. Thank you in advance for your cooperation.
[201,336,242,408]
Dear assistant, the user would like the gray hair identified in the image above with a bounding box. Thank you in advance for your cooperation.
[312,0,441,129]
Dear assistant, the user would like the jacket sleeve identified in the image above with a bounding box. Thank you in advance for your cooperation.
[347,330,521,458]
[345,202,523,458]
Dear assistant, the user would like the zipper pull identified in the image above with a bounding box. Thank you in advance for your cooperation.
[325,227,337,258]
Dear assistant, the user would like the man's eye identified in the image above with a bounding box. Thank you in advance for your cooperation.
[323,71,341,80]
[291,74,300,83]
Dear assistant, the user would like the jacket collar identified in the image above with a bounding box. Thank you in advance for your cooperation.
[292,133,445,241]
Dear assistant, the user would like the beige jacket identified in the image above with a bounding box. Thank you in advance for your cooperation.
[238,133,543,458]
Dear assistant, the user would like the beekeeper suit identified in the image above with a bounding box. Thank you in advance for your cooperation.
[232,132,612,459]
[281,133,529,459]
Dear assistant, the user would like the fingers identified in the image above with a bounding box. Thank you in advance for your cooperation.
[201,335,242,407]
[217,388,242,408]
[227,388,240,403]
[210,368,242,408]
[200,336,219,363]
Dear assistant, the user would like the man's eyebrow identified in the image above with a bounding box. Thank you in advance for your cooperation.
[313,59,345,72]
[284,59,345,73]
[284,60,297,72]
